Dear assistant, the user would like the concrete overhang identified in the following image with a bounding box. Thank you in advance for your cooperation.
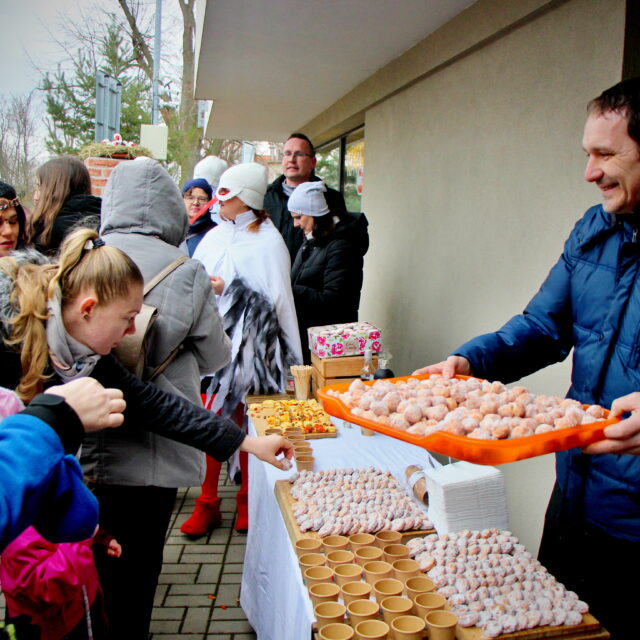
[195,0,474,142]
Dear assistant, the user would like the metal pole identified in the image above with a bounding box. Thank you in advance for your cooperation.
[152,0,162,125]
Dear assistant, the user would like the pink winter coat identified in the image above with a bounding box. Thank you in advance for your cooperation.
[0,526,100,640]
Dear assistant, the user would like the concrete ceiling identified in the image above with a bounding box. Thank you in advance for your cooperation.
[195,0,474,142]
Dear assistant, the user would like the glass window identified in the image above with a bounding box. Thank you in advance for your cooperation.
[316,127,365,213]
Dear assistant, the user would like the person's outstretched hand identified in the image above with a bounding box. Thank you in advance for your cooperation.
[413,355,472,378]
[239,434,294,470]
[45,378,126,431]
[583,392,640,456]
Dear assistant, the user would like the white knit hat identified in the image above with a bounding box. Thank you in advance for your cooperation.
[288,181,330,217]
[193,156,228,190]
[216,162,268,210]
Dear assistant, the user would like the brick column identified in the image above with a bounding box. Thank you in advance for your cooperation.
[84,156,132,197]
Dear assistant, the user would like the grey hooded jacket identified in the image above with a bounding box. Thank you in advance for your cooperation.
[81,157,231,487]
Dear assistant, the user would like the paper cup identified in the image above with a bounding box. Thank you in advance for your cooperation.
[265,427,282,435]
[405,576,435,602]
[354,545,384,566]
[299,552,326,572]
[390,615,426,640]
[348,533,376,552]
[326,549,355,569]
[424,610,458,640]
[354,619,390,640]
[293,445,312,457]
[309,582,341,608]
[296,455,314,471]
[363,560,393,585]
[382,544,410,564]
[319,622,355,640]
[380,596,414,638]
[315,601,346,631]
[373,578,404,603]
[414,592,447,620]
[304,565,335,587]
[391,559,420,584]
[340,580,372,606]
[334,563,363,586]
[374,530,402,549]
[295,537,323,557]
[322,535,350,553]
[347,598,380,626]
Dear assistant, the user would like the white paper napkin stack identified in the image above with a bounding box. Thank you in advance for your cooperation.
[423,461,508,534]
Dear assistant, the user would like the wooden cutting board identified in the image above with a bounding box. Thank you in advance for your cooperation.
[275,479,434,543]
[455,617,608,640]
[251,413,338,439]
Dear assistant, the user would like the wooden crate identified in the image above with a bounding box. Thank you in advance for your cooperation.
[311,370,359,398]
[311,352,378,377]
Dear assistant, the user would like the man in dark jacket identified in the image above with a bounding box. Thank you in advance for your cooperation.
[264,132,349,262]
[416,77,640,640]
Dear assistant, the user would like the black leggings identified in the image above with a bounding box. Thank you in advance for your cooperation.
[91,485,177,640]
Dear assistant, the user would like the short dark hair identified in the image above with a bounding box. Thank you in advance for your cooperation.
[286,132,315,157]
[588,77,640,146]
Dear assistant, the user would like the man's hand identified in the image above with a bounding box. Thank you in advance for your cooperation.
[239,435,294,470]
[45,378,126,431]
[413,355,472,378]
[583,392,640,456]
[210,276,225,295]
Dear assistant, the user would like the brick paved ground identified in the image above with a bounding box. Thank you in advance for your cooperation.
[151,470,257,640]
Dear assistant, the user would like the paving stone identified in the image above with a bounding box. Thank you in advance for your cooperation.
[162,545,183,563]
[197,564,222,584]
[151,607,185,620]
[165,594,216,607]
[205,635,232,640]
[182,606,212,634]
[161,563,199,574]
[183,543,226,554]
[210,606,250,621]
[180,553,224,564]
[222,562,244,573]
[148,635,186,640]
[158,573,197,585]
[232,635,258,640]
[153,583,169,606]
[213,583,240,607]
[169,583,218,595]
[150,620,181,634]
[224,546,246,563]
[219,572,243,585]
[209,619,254,634]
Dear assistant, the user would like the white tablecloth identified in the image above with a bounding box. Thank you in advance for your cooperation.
[240,418,437,640]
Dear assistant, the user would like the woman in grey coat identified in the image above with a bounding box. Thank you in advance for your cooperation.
[82,157,231,639]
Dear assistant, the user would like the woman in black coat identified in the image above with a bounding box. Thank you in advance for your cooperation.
[289,181,369,363]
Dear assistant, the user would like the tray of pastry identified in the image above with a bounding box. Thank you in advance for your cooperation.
[317,374,618,465]
[248,398,337,438]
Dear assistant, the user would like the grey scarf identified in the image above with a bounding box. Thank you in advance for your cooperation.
[46,289,101,382]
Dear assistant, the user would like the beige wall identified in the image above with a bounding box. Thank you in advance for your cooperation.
[313,0,626,552]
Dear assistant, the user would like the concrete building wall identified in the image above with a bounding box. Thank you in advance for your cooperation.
[314,0,626,552]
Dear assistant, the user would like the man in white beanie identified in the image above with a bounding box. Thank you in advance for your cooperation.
[264,132,355,262]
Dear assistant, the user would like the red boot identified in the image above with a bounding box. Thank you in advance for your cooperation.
[180,497,222,537]
[235,493,248,533]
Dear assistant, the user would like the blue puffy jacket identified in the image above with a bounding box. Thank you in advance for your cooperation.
[455,204,640,542]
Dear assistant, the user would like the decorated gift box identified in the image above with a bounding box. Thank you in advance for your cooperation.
[307,322,382,358]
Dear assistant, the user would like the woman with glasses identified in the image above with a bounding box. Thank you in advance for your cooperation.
[181,162,302,536]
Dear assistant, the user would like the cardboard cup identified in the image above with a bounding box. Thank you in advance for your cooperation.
[304,565,335,587]
[326,549,355,568]
[413,592,447,620]
[296,455,314,471]
[265,427,282,435]
[293,445,312,457]
[363,560,393,585]
[380,596,414,638]
[322,535,350,553]
[309,582,341,608]
[319,622,355,640]
[373,578,404,603]
[340,580,372,606]
[299,552,326,572]
[424,610,458,640]
[354,546,384,566]
[391,559,421,584]
[295,537,323,557]
[347,598,380,626]
[354,619,390,640]
[348,533,376,552]
[334,563,364,586]
[382,543,410,564]
[405,576,436,603]
[390,615,426,640]
[314,601,346,631]
[374,530,402,549]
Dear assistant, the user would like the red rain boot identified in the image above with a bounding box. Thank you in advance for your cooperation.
[180,496,222,537]
[235,449,249,532]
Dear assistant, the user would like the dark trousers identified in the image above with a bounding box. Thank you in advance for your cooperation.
[538,482,639,640]
[92,485,177,640]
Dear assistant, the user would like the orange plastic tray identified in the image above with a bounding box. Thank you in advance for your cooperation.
[317,374,619,465]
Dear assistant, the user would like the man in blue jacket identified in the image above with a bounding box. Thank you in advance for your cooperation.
[416,77,640,639]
